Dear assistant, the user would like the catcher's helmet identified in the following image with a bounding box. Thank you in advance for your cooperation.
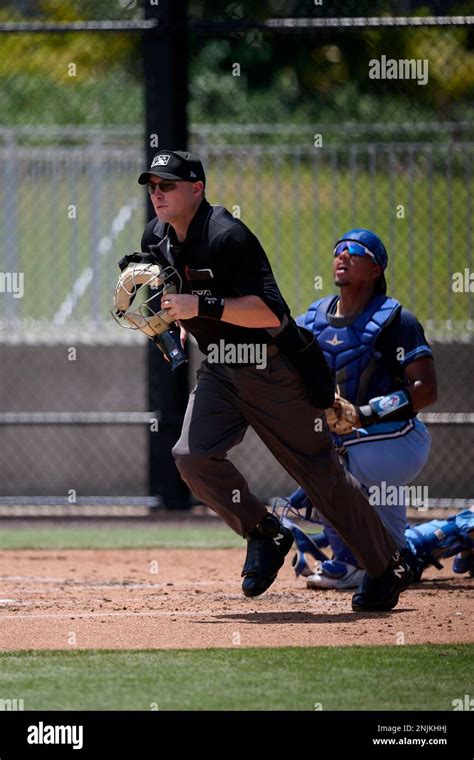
[335,228,388,294]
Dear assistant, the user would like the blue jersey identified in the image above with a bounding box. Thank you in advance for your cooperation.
[297,294,433,444]
[297,295,433,405]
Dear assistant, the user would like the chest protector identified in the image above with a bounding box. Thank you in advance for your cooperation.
[299,295,401,405]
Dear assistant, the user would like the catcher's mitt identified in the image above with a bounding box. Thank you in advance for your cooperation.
[324,393,361,435]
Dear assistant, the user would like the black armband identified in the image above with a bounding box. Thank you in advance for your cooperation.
[357,389,415,426]
[198,295,225,320]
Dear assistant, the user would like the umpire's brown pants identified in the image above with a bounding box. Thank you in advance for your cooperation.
[172,350,396,576]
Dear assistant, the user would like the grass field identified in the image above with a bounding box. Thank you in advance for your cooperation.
[0,523,242,550]
[0,645,470,711]
[0,522,472,711]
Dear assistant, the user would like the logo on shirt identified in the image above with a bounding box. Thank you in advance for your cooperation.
[326,334,344,346]
[151,154,171,168]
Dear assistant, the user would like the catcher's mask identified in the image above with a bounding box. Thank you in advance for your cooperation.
[112,260,187,370]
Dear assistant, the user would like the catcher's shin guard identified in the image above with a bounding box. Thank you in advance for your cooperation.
[405,509,474,575]
[453,550,474,575]
[278,490,362,581]
[282,519,330,577]
[282,486,474,584]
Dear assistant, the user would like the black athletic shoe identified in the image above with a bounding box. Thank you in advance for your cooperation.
[351,550,413,612]
[241,513,294,598]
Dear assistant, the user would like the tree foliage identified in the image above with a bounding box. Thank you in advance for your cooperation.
[0,0,473,126]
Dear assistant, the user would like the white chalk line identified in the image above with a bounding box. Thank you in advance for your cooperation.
[52,198,141,326]
[0,575,163,589]
[0,607,247,622]
[0,575,227,590]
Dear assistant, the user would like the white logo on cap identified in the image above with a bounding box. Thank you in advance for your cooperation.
[151,154,171,168]
[190,171,197,178]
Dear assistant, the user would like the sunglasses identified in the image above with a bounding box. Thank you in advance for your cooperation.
[333,241,376,261]
[146,179,183,195]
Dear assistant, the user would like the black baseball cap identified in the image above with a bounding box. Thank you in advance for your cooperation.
[138,150,206,186]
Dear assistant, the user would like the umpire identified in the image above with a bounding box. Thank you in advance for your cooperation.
[137,148,411,607]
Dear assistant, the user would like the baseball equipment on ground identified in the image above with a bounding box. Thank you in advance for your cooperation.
[273,493,474,585]
[112,257,187,370]
[325,393,361,435]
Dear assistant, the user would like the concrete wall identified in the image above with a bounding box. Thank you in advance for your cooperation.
[0,340,472,499]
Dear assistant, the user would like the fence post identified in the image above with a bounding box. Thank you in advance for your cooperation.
[3,131,19,320]
[143,0,190,510]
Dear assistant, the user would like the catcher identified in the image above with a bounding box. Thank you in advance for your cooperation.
[290,228,438,591]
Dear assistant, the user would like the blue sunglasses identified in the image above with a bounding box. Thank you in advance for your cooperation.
[333,241,376,261]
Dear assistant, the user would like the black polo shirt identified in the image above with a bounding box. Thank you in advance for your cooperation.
[141,198,291,355]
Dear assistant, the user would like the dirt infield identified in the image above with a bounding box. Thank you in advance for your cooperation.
[0,548,471,650]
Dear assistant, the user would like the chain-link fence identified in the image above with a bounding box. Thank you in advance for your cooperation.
[0,1,151,505]
[0,1,473,507]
